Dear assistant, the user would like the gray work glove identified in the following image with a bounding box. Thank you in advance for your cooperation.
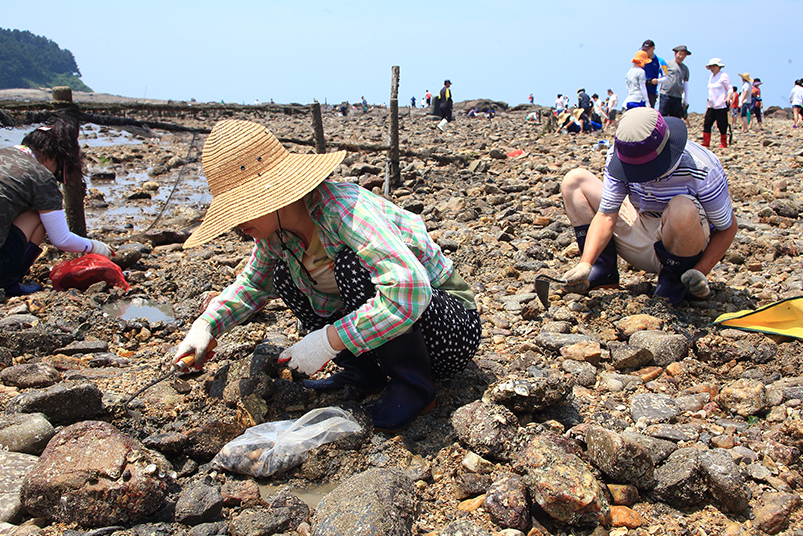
[89,239,112,258]
[563,262,592,294]
[681,269,711,298]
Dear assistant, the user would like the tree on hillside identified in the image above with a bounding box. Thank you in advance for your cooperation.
[0,28,91,91]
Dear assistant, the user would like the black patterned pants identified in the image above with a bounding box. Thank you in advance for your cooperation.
[273,248,481,379]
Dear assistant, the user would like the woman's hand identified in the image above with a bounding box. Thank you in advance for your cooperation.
[278,325,338,376]
[90,239,112,258]
[175,318,215,370]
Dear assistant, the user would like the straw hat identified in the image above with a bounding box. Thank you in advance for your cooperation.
[184,120,346,249]
[739,72,752,82]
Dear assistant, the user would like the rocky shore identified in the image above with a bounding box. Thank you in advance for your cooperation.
[1,101,802,536]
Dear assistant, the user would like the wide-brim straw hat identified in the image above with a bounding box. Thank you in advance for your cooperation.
[184,120,346,249]
[739,72,752,82]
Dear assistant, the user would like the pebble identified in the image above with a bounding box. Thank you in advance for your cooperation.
[609,505,644,528]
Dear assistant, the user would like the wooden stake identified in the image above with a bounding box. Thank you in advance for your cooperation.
[385,66,400,194]
[311,101,326,154]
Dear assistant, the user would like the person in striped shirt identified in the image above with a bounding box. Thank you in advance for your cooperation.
[175,120,480,431]
[560,107,738,305]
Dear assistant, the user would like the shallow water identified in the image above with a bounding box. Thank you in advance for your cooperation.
[0,123,145,147]
[259,482,338,508]
[101,298,175,322]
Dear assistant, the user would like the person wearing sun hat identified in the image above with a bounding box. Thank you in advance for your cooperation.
[176,120,481,431]
[560,108,738,306]
[750,78,763,131]
[624,51,650,110]
[703,57,731,148]
[738,72,753,133]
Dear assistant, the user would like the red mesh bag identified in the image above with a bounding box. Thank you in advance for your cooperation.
[49,254,130,292]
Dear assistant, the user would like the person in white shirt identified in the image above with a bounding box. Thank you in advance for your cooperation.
[605,89,619,129]
[703,58,731,148]
[554,94,565,115]
[738,72,753,133]
[790,79,803,129]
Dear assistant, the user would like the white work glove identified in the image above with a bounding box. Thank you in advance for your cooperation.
[681,269,711,298]
[175,318,215,369]
[278,325,338,376]
[89,239,111,258]
[563,262,592,294]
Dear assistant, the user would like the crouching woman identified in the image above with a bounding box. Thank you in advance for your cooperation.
[176,120,481,431]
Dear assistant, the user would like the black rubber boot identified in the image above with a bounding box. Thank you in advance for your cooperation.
[302,350,387,393]
[3,243,43,296]
[368,326,437,432]
[653,241,704,306]
[574,225,619,290]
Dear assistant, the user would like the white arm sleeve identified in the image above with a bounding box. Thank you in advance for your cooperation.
[39,210,93,253]
[640,81,649,103]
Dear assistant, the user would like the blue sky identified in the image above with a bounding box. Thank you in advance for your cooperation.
[5,0,800,113]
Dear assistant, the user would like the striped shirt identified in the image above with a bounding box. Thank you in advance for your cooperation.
[201,180,468,355]
[599,141,734,231]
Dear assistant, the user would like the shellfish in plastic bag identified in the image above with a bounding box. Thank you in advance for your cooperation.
[213,407,361,477]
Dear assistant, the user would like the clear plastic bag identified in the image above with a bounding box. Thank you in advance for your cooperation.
[213,407,362,477]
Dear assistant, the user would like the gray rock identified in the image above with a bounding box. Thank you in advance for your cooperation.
[652,448,706,509]
[451,401,518,461]
[0,327,73,357]
[484,376,569,412]
[717,378,768,417]
[483,474,529,531]
[513,433,609,526]
[699,449,750,514]
[20,421,173,527]
[174,477,224,525]
[0,363,61,389]
[5,381,104,425]
[628,331,689,366]
[0,315,40,330]
[644,423,700,442]
[610,344,654,370]
[55,340,110,356]
[621,431,678,465]
[585,426,654,489]
[561,359,597,387]
[630,393,680,424]
[535,332,594,354]
[229,508,290,536]
[440,520,492,536]
[453,472,493,500]
[0,451,39,523]
[0,413,54,454]
[312,468,416,536]
[189,522,228,536]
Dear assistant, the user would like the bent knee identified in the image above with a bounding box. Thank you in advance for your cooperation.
[561,168,599,194]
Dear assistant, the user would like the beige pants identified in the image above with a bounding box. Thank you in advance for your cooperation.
[613,195,711,274]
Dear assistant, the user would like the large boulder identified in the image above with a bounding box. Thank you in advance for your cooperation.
[312,468,417,536]
[20,421,174,527]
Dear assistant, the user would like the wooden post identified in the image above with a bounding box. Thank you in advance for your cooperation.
[384,66,400,194]
[311,101,326,154]
[52,88,88,237]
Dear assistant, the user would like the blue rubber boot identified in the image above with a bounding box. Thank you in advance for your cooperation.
[303,350,387,393]
[653,241,704,305]
[368,326,436,432]
[574,225,619,290]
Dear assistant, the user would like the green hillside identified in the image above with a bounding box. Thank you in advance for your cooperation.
[0,28,92,92]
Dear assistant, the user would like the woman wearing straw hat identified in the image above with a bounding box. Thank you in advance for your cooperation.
[176,120,481,431]
[0,116,112,296]
[737,72,753,133]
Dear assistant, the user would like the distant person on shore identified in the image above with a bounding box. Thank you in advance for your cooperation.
[591,93,606,126]
[361,96,368,113]
[485,107,496,119]
[606,89,619,129]
[555,94,565,115]
[729,86,740,128]
[175,120,481,431]
[790,79,803,128]
[738,72,753,133]
[624,51,650,110]
[577,88,592,115]
[641,39,666,108]
[425,90,432,107]
[437,80,453,132]
[556,110,581,133]
[659,45,691,119]
[410,96,416,108]
[751,78,763,131]
[560,107,737,306]
[0,116,112,296]
[467,108,478,118]
[703,58,731,148]
[529,93,534,104]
